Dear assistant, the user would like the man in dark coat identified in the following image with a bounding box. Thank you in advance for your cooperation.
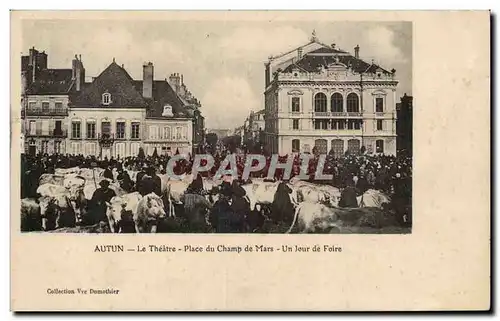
[271,181,294,223]
[209,182,242,233]
[356,172,369,195]
[117,169,134,192]
[230,181,249,232]
[339,180,359,208]
[136,165,148,194]
[89,180,116,224]
[147,167,162,197]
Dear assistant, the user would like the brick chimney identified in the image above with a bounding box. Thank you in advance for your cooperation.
[354,45,360,58]
[28,47,48,83]
[142,62,154,99]
[168,73,181,94]
[72,54,85,92]
[297,47,303,60]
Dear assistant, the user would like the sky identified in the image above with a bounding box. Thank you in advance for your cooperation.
[22,20,412,129]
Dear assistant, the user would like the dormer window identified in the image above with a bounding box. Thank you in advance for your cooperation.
[162,105,173,117]
[102,93,111,105]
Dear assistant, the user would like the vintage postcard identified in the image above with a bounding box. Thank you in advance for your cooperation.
[10,11,490,311]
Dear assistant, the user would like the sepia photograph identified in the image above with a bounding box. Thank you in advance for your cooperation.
[10,10,490,312]
[19,19,413,234]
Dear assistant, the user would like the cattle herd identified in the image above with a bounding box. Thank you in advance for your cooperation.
[19,153,412,234]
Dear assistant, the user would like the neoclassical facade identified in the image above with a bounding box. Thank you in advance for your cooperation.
[264,34,398,156]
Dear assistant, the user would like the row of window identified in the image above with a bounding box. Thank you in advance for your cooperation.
[291,93,384,113]
[69,142,141,157]
[37,141,63,154]
[71,121,140,139]
[291,139,385,154]
[28,120,64,135]
[290,119,384,130]
[28,101,64,110]
[148,126,187,141]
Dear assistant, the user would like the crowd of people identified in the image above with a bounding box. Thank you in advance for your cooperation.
[20,147,412,233]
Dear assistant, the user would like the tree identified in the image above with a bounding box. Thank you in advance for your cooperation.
[138,147,145,159]
[206,133,218,151]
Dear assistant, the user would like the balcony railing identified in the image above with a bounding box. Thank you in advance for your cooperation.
[25,128,67,137]
[24,108,68,116]
[98,133,115,147]
[314,111,363,118]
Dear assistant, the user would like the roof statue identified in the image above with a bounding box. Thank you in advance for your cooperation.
[310,29,318,42]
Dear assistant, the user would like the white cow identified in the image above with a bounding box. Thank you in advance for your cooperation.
[39,173,65,186]
[357,189,391,209]
[135,193,167,233]
[36,184,77,231]
[286,202,341,233]
[55,167,80,176]
[165,180,191,217]
[106,192,143,233]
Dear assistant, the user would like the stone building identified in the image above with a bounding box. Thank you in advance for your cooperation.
[264,32,399,156]
[167,73,205,152]
[244,110,265,143]
[21,48,85,155]
[68,60,193,158]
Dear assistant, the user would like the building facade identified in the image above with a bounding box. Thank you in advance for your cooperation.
[21,49,197,158]
[21,48,85,156]
[68,60,193,158]
[264,33,398,156]
[168,73,205,152]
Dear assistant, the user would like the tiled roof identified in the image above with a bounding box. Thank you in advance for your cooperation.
[142,80,189,119]
[70,62,147,108]
[69,61,191,119]
[283,46,391,75]
[25,69,74,95]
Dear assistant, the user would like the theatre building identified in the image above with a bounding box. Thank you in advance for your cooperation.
[264,32,399,156]
[68,60,192,158]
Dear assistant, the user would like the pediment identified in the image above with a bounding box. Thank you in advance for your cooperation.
[371,90,388,96]
[287,90,304,96]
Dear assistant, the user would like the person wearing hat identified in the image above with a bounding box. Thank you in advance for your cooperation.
[136,164,148,194]
[208,182,235,233]
[338,179,359,209]
[103,166,114,181]
[89,179,117,225]
[271,181,294,224]
[230,180,249,232]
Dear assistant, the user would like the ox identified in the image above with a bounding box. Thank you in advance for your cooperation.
[105,192,142,233]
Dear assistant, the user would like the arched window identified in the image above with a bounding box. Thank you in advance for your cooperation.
[346,93,359,113]
[314,139,328,154]
[102,93,111,105]
[331,93,343,112]
[347,139,360,155]
[331,139,344,158]
[314,93,327,113]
